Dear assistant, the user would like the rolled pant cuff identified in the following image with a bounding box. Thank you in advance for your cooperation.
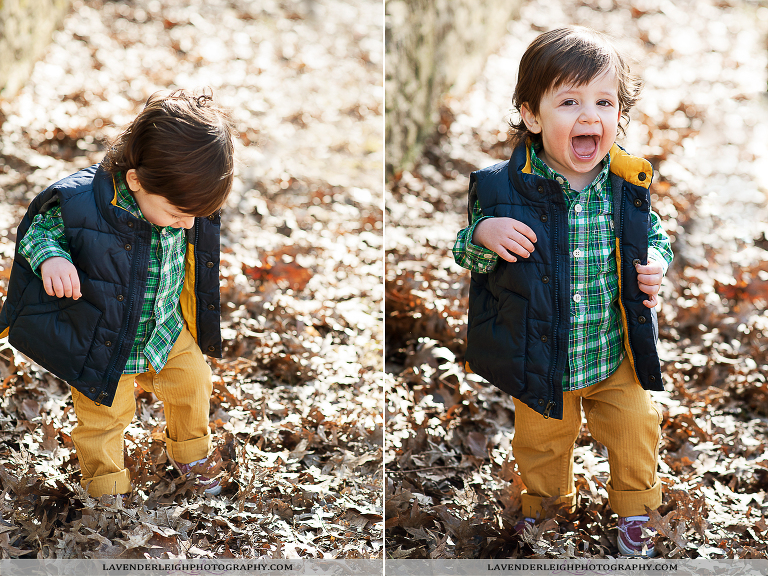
[81,468,131,497]
[521,491,577,520]
[607,479,662,517]
[165,430,212,465]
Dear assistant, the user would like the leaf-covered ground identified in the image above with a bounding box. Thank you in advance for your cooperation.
[386,0,768,560]
[0,0,382,560]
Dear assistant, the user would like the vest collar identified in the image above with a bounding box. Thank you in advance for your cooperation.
[93,165,150,233]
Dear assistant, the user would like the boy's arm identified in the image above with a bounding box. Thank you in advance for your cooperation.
[453,211,500,273]
[453,181,537,273]
[18,203,73,276]
[636,209,673,308]
[647,209,673,273]
[452,181,501,274]
[18,204,81,299]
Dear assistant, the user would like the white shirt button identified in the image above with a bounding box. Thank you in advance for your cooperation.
[573,248,583,258]
[556,177,565,185]
[574,204,583,213]
[573,293,582,303]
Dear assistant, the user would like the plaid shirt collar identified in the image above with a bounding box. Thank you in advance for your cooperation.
[529,143,611,199]
[114,173,186,239]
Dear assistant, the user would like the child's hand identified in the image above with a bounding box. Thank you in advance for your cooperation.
[473,217,537,262]
[40,257,81,300]
[636,260,663,308]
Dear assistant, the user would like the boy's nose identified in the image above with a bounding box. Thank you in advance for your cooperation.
[579,106,600,123]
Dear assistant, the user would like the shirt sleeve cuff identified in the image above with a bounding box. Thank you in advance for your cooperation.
[25,246,73,279]
[647,247,669,276]
[467,217,500,273]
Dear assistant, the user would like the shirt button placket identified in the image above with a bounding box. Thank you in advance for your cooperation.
[571,200,586,319]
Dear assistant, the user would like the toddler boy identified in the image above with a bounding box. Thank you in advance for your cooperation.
[453,27,673,557]
[0,90,234,498]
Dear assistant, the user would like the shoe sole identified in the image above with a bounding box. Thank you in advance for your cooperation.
[617,536,655,558]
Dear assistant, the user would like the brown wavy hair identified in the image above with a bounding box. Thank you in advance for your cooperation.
[102,89,235,216]
[509,26,642,148]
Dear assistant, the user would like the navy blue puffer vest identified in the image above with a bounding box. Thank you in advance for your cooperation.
[0,164,222,407]
[465,143,664,420]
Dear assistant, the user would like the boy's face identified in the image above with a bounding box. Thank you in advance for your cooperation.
[126,169,196,229]
[521,69,621,186]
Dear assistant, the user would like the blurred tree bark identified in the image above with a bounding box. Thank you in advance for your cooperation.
[385,0,523,175]
[0,0,72,99]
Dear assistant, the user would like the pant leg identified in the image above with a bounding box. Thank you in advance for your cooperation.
[71,373,137,496]
[139,326,213,465]
[512,391,583,519]
[582,357,663,517]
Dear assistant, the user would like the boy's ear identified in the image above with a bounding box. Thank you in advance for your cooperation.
[520,103,541,134]
[125,169,141,193]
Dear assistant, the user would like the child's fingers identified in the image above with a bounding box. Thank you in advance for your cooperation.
[70,272,82,300]
[51,276,65,298]
[496,243,518,263]
[511,220,537,245]
[500,236,532,259]
[60,276,74,299]
[643,294,658,308]
[510,228,536,254]
[637,280,660,296]
[637,272,662,286]
[635,263,663,276]
[43,275,55,297]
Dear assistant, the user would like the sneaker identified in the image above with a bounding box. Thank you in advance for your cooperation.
[513,517,536,535]
[168,453,222,495]
[618,515,656,557]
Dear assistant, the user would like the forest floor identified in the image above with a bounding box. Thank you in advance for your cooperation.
[386,0,768,560]
[0,0,383,560]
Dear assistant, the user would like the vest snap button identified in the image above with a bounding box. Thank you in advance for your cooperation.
[127,221,134,228]
[542,275,549,284]
[117,294,124,301]
[540,214,548,223]
[105,341,112,347]
[208,214,215,221]
[89,387,96,393]
[538,399,544,406]
[634,199,642,208]
[208,346,215,352]
[208,304,215,310]
[541,335,548,343]
[125,244,132,251]
[638,172,647,181]
[537,185,544,194]
[638,315,646,324]
[650,375,656,382]
[206,261,214,268]
[632,259,641,267]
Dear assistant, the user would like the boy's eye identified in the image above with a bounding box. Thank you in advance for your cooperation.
[598,99,615,107]
[562,99,577,106]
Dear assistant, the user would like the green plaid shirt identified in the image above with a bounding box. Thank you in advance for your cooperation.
[19,173,187,374]
[454,145,673,391]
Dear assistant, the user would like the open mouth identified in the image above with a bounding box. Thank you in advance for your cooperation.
[572,134,599,159]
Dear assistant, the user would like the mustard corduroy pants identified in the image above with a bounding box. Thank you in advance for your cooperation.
[70,327,213,497]
[512,357,663,519]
